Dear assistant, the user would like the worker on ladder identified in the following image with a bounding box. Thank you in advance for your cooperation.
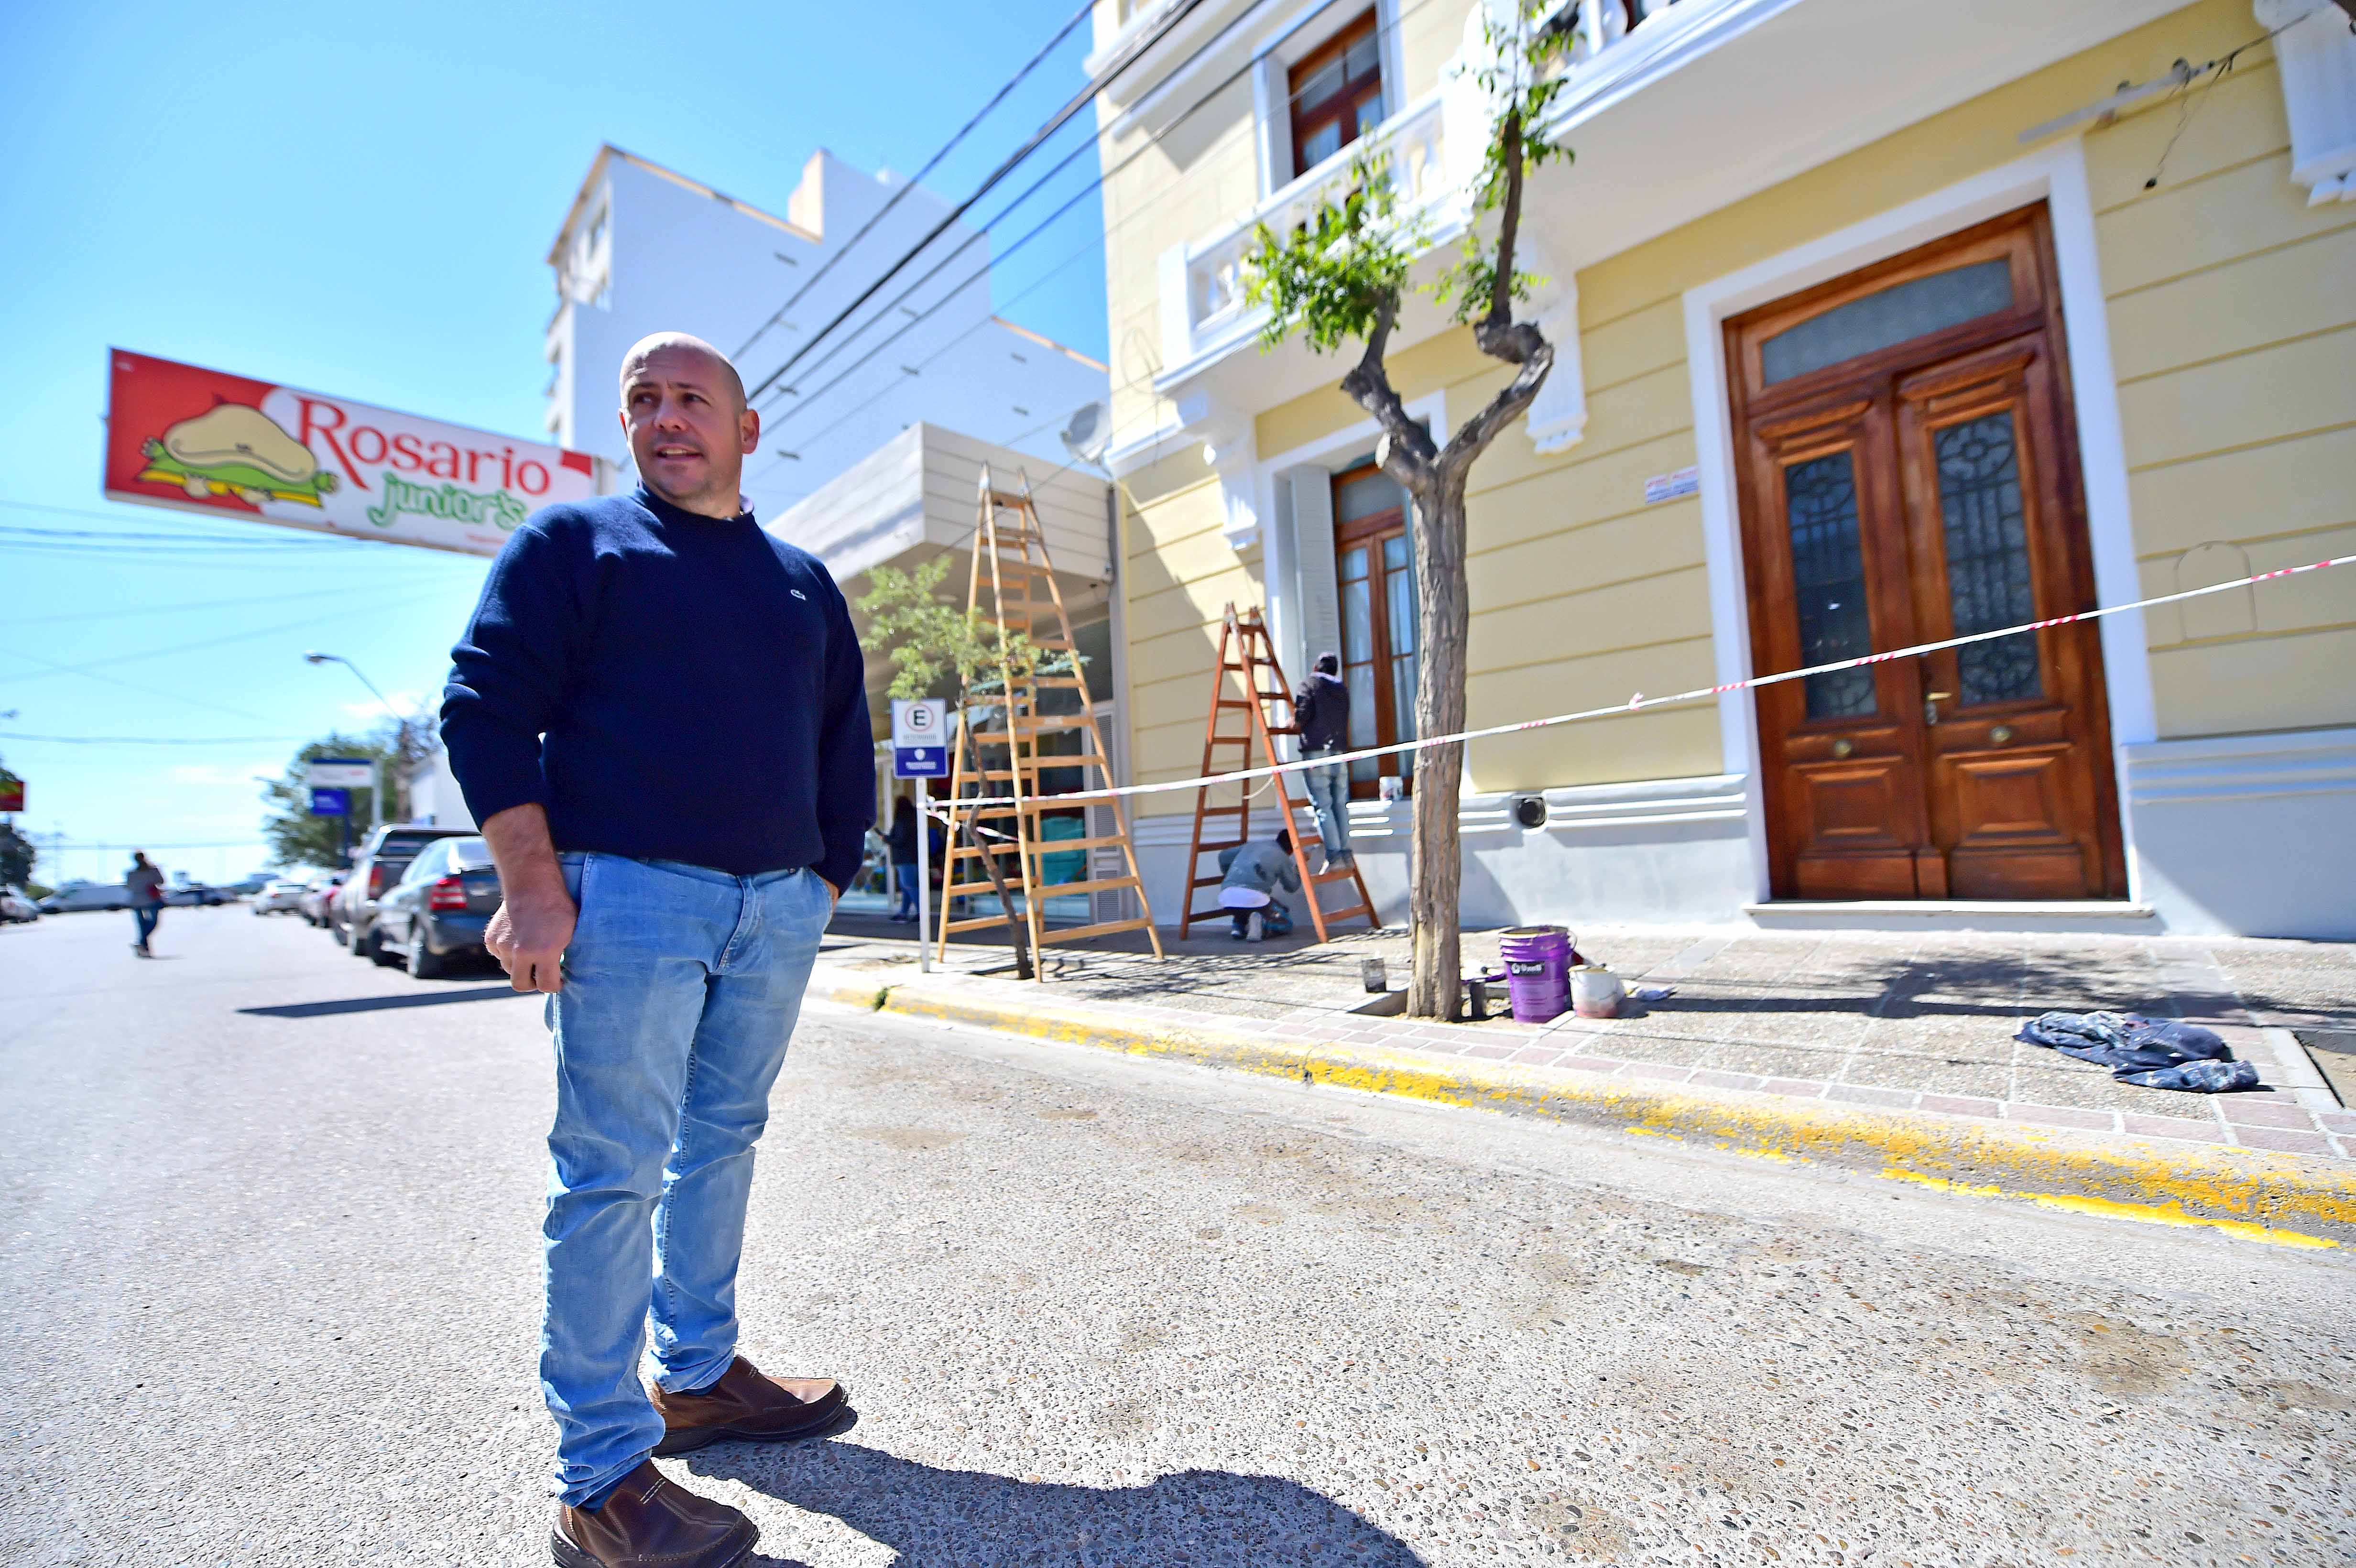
[1294,651,1356,873]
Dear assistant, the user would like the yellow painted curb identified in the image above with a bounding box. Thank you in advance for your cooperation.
[819,974,2356,1251]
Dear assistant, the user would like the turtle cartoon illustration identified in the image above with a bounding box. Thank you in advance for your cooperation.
[138,403,338,507]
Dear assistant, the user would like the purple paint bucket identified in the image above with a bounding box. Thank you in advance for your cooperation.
[1498,925,1575,1023]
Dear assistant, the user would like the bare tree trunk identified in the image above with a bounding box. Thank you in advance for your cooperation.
[1405,468,1470,1018]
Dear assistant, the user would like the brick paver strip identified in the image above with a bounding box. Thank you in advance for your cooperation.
[1763,1078,1827,1098]
[2010,1104,2118,1132]
[1920,1095,2002,1118]
[1691,1069,1765,1093]
[2232,1125,2335,1157]
[2320,1112,2356,1135]
[1627,1063,1696,1083]
[2218,1098,2323,1130]
[2123,1114,2228,1144]
[1827,1085,1917,1111]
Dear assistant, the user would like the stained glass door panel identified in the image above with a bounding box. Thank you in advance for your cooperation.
[1897,344,2118,900]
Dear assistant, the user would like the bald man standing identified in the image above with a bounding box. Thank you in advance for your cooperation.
[443,334,873,1568]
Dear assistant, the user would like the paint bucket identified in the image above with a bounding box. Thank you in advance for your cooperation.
[1498,925,1573,1023]
[1571,963,1626,1019]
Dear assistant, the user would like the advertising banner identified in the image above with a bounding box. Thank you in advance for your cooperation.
[103,349,598,557]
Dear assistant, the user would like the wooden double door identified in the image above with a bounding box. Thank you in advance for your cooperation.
[1729,206,2125,902]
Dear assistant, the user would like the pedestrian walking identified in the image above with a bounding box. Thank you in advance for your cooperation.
[442,332,874,1568]
[125,851,164,957]
[886,800,919,922]
[1294,652,1354,871]
[1217,829,1301,942]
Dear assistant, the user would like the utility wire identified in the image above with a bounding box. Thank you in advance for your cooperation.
[733,0,1099,363]
[0,588,459,688]
[12,579,459,626]
[744,0,1211,404]
[750,0,1450,456]
[0,731,314,746]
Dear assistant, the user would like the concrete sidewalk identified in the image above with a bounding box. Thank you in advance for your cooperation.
[813,917,2356,1244]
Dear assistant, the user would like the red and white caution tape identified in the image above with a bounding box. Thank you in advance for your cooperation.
[928,551,2353,811]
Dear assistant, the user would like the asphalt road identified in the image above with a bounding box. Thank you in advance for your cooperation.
[4,904,2353,1567]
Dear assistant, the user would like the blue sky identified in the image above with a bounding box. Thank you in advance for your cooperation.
[0,0,1105,885]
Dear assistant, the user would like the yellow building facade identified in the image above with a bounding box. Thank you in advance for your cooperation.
[1089,0,2356,937]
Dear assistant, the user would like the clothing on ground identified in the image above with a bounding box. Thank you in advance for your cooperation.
[2016,1010,2258,1093]
[440,487,875,889]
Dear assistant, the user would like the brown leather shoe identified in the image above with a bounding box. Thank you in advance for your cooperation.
[650,1354,848,1456]
[549,1459,756,1568]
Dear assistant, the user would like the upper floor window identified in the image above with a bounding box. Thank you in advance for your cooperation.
[1290,11,1385,177]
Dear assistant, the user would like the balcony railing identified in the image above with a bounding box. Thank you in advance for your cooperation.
[1166,88,1452,377]
[1157,0,1712,384]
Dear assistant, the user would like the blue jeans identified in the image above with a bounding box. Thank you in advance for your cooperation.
[540,853,831,1505]
[131,904,160,947]
[891,860,917,919]
[1303,749,1352,861]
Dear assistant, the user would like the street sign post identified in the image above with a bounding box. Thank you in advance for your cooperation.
[304,760,374,788]
[308,788,351,817]
[307,758,375,865]
[890,700,951,973]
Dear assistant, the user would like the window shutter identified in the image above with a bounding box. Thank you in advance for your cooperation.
[1290,467,1342,681]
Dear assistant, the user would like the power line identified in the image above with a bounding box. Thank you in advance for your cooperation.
[743,0,1212,405]
[0,522,354,547]
[733,0,1099,363]
[0,587,461,688]
[752,0,1451,453]
[0,731,313,745]
[13,578,461,626]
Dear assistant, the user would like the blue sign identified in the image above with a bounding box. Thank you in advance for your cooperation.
[309,787,351,817]
[893,745,949,780]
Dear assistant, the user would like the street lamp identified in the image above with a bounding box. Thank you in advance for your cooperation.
[303,651,400,720]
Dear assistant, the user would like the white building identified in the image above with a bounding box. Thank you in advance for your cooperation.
[542,144,1111,523]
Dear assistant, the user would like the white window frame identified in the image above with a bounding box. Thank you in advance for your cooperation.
[1251,0,1407,198]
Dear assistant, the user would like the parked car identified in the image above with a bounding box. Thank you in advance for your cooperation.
[252,878,310,915]
[298,870,347,926]
[335,824,472,961]
[163,882,232,907]
[0,885,39,923]
[36,880,130,914]
[372,836,502,978]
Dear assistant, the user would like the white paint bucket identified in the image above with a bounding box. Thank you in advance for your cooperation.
[1571,964,1625,1019]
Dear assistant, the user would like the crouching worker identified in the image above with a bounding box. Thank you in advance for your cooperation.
[1216,829,1300,942]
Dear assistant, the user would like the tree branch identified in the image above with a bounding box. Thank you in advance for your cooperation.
[1445,338,1555,471]
[1338,294,1438,487]
[1488,107,1525,326]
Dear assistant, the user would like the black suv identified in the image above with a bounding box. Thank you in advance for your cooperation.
[334,824,473,962]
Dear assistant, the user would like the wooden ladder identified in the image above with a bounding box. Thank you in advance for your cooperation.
[1177,604,1378,942]
[936,466,1162,972]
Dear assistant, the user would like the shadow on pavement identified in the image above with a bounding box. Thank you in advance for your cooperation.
[690,1437,1425,1567]
[237,984,530,1019]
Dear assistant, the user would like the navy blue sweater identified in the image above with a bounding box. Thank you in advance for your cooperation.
[440,488,874,889]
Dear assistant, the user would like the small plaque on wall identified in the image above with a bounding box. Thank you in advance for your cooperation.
[1644,466,1700,505]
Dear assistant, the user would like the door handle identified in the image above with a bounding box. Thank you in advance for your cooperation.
[1924,691,1953,726]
